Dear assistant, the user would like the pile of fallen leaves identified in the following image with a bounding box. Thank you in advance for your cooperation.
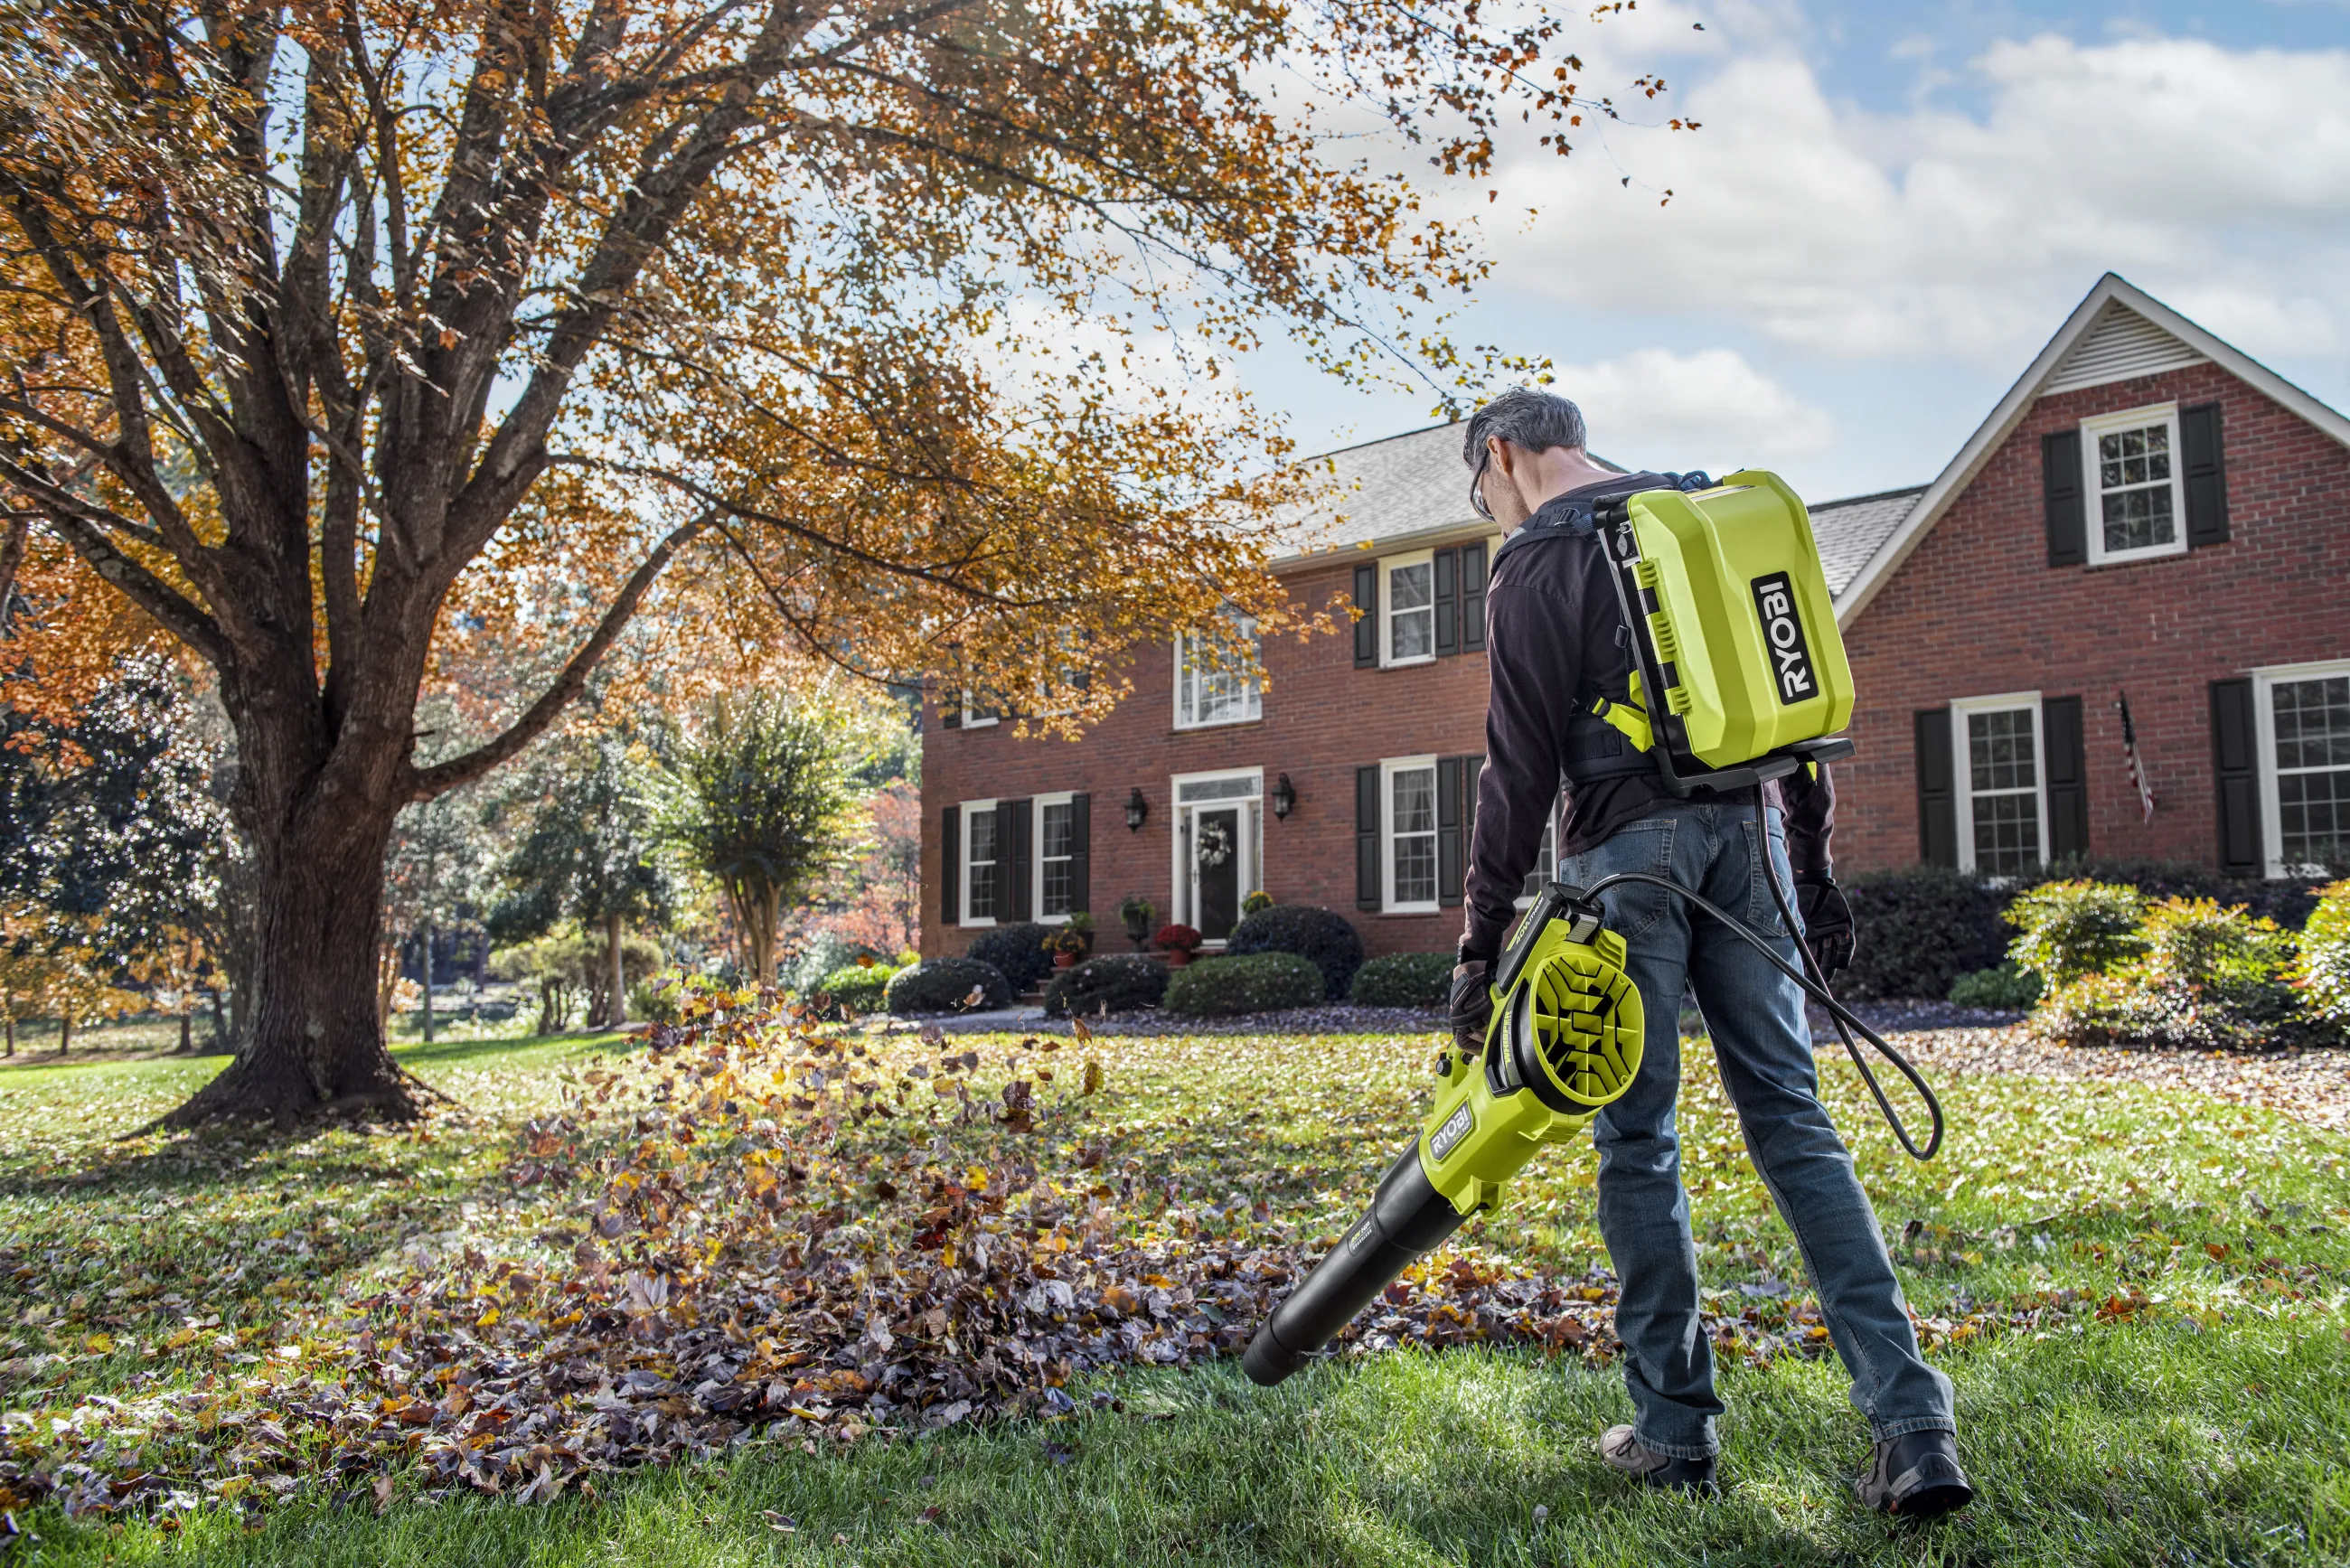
[2,995,2115,1524]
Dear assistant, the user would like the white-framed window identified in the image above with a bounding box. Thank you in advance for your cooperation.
[1174,611,1263,728]
[959,799,1000,925]
[2081,403,2186,567]
[1951,695,2046,877]
[1381,551,1435,667]
[1382,756,1440,912]
[2253,658,2350,878]
[1034,792,1077,920]
[958,690,998,729]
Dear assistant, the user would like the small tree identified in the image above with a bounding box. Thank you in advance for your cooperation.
[492,734,676,1027]
[660,696,856,988]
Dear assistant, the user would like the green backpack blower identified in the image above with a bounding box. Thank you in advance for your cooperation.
[1241,472,1945,1388]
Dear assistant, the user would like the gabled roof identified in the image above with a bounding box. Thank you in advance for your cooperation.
[1835,273,2350,626]
[1810,486,1927,599]
[1267,421,1923,598]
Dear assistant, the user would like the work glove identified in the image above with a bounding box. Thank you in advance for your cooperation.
[1447,960,1493,1054]
[1793,875,1855,980]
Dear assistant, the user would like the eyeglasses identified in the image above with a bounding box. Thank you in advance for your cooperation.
[1467,446,1495,521]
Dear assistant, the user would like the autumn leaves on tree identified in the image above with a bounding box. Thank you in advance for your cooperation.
[0,0,1631,1124]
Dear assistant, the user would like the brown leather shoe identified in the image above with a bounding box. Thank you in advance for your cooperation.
[1597,1424,1720,1497]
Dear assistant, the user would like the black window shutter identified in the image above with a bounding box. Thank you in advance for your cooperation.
[1461,542,1489,653]
[1068,793,1091,915]
[1356,765,1381,910]
[1434,549,1459,657]
[941,806,961,925]
[940,692,960,729]
[2210,678,2263,875]
[1002,798,1033,922]
[2043,696,2089,863]
[2182,402,2230,548]
[1352,565,1377,668]
[2043,429,2086,568]
[1914,709,1958,868]
[1436,755,1464,906]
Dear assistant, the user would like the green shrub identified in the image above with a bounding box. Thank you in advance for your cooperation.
[817,962,896,1014]
[1163,952,1325,1017]
[2292,880,2350,1028]
[1946,961,2042,1009]
[628,971,687,1025]
[967,923,1056,993]
[884,958,1010,1015]
[2035,857,2326,929]
[1349,953,1453,1008]
[779,933,882,994]
[2006,879,2147,986]
[1225,905,1366,1000]
[1838,867,2010,1000]
[1043,954,1170,1018]
[2030,897,2304,1050]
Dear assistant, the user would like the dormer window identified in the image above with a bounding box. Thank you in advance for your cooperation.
[2082,404,2186,566]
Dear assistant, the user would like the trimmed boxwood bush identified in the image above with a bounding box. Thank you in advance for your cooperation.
[1163,952,1325,1017]
[817,962,895,1014]
[1042,953,1170,1018]
[2296,880,2350,1028]
[1349,952,1453,1008]
[966,922,1056,993]
[1838,867,2010,1000]
[1945,961,2041,1009]
[884,957,1010,1015]
[2030,897,2305,1050]
[1225,905,1366,1000]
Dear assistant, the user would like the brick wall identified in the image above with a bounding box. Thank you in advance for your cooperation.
[920,554,1495,960]
[1837,361,2350,872]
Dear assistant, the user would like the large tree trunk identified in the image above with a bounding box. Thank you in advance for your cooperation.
[58,1015,70,1056]
[163,798,415,1129]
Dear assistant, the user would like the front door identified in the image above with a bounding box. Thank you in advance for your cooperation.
[1193,806,1242,941]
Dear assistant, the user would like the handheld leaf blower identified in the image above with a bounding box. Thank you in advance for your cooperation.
[1241,472,1947,1388]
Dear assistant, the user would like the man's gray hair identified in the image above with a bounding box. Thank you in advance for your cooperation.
[1462,387,1588,519]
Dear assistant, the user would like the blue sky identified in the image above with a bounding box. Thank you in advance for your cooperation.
[1246,0,2350,502]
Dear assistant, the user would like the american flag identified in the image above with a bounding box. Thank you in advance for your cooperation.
[2116,690,2156,823]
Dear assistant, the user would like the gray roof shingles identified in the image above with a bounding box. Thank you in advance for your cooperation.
[1266,423,1920,603]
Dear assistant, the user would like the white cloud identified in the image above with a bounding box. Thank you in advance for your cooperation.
[1487,33,2350,365]
[1552,347,1836,470]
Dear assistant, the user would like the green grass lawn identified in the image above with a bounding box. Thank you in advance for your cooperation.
[4,1021,2346,1565]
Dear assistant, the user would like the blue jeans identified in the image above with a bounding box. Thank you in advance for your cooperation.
[1560,798,1954,1459]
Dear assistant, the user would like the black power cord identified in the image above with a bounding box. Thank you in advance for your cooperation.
[1574,784,1945,1160]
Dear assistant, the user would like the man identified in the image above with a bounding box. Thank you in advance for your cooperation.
[1448,387,1971,1517]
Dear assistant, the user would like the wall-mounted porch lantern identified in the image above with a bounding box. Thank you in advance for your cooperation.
[1124,787,1150,832]
[1270,773,1297,820]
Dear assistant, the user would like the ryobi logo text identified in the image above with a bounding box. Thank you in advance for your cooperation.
[1749,572,1817,705]
[1428,1103,1476,1163]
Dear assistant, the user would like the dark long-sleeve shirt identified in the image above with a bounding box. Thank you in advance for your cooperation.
[1459,477,1835,963]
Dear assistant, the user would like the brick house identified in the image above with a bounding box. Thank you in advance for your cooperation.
[920,275,2350,963]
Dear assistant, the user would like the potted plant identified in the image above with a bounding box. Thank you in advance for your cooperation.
[1042,925,1088,969]
[1242,889,1274,915]
[1153,923,1203,967]
[1120,896,1156,952]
